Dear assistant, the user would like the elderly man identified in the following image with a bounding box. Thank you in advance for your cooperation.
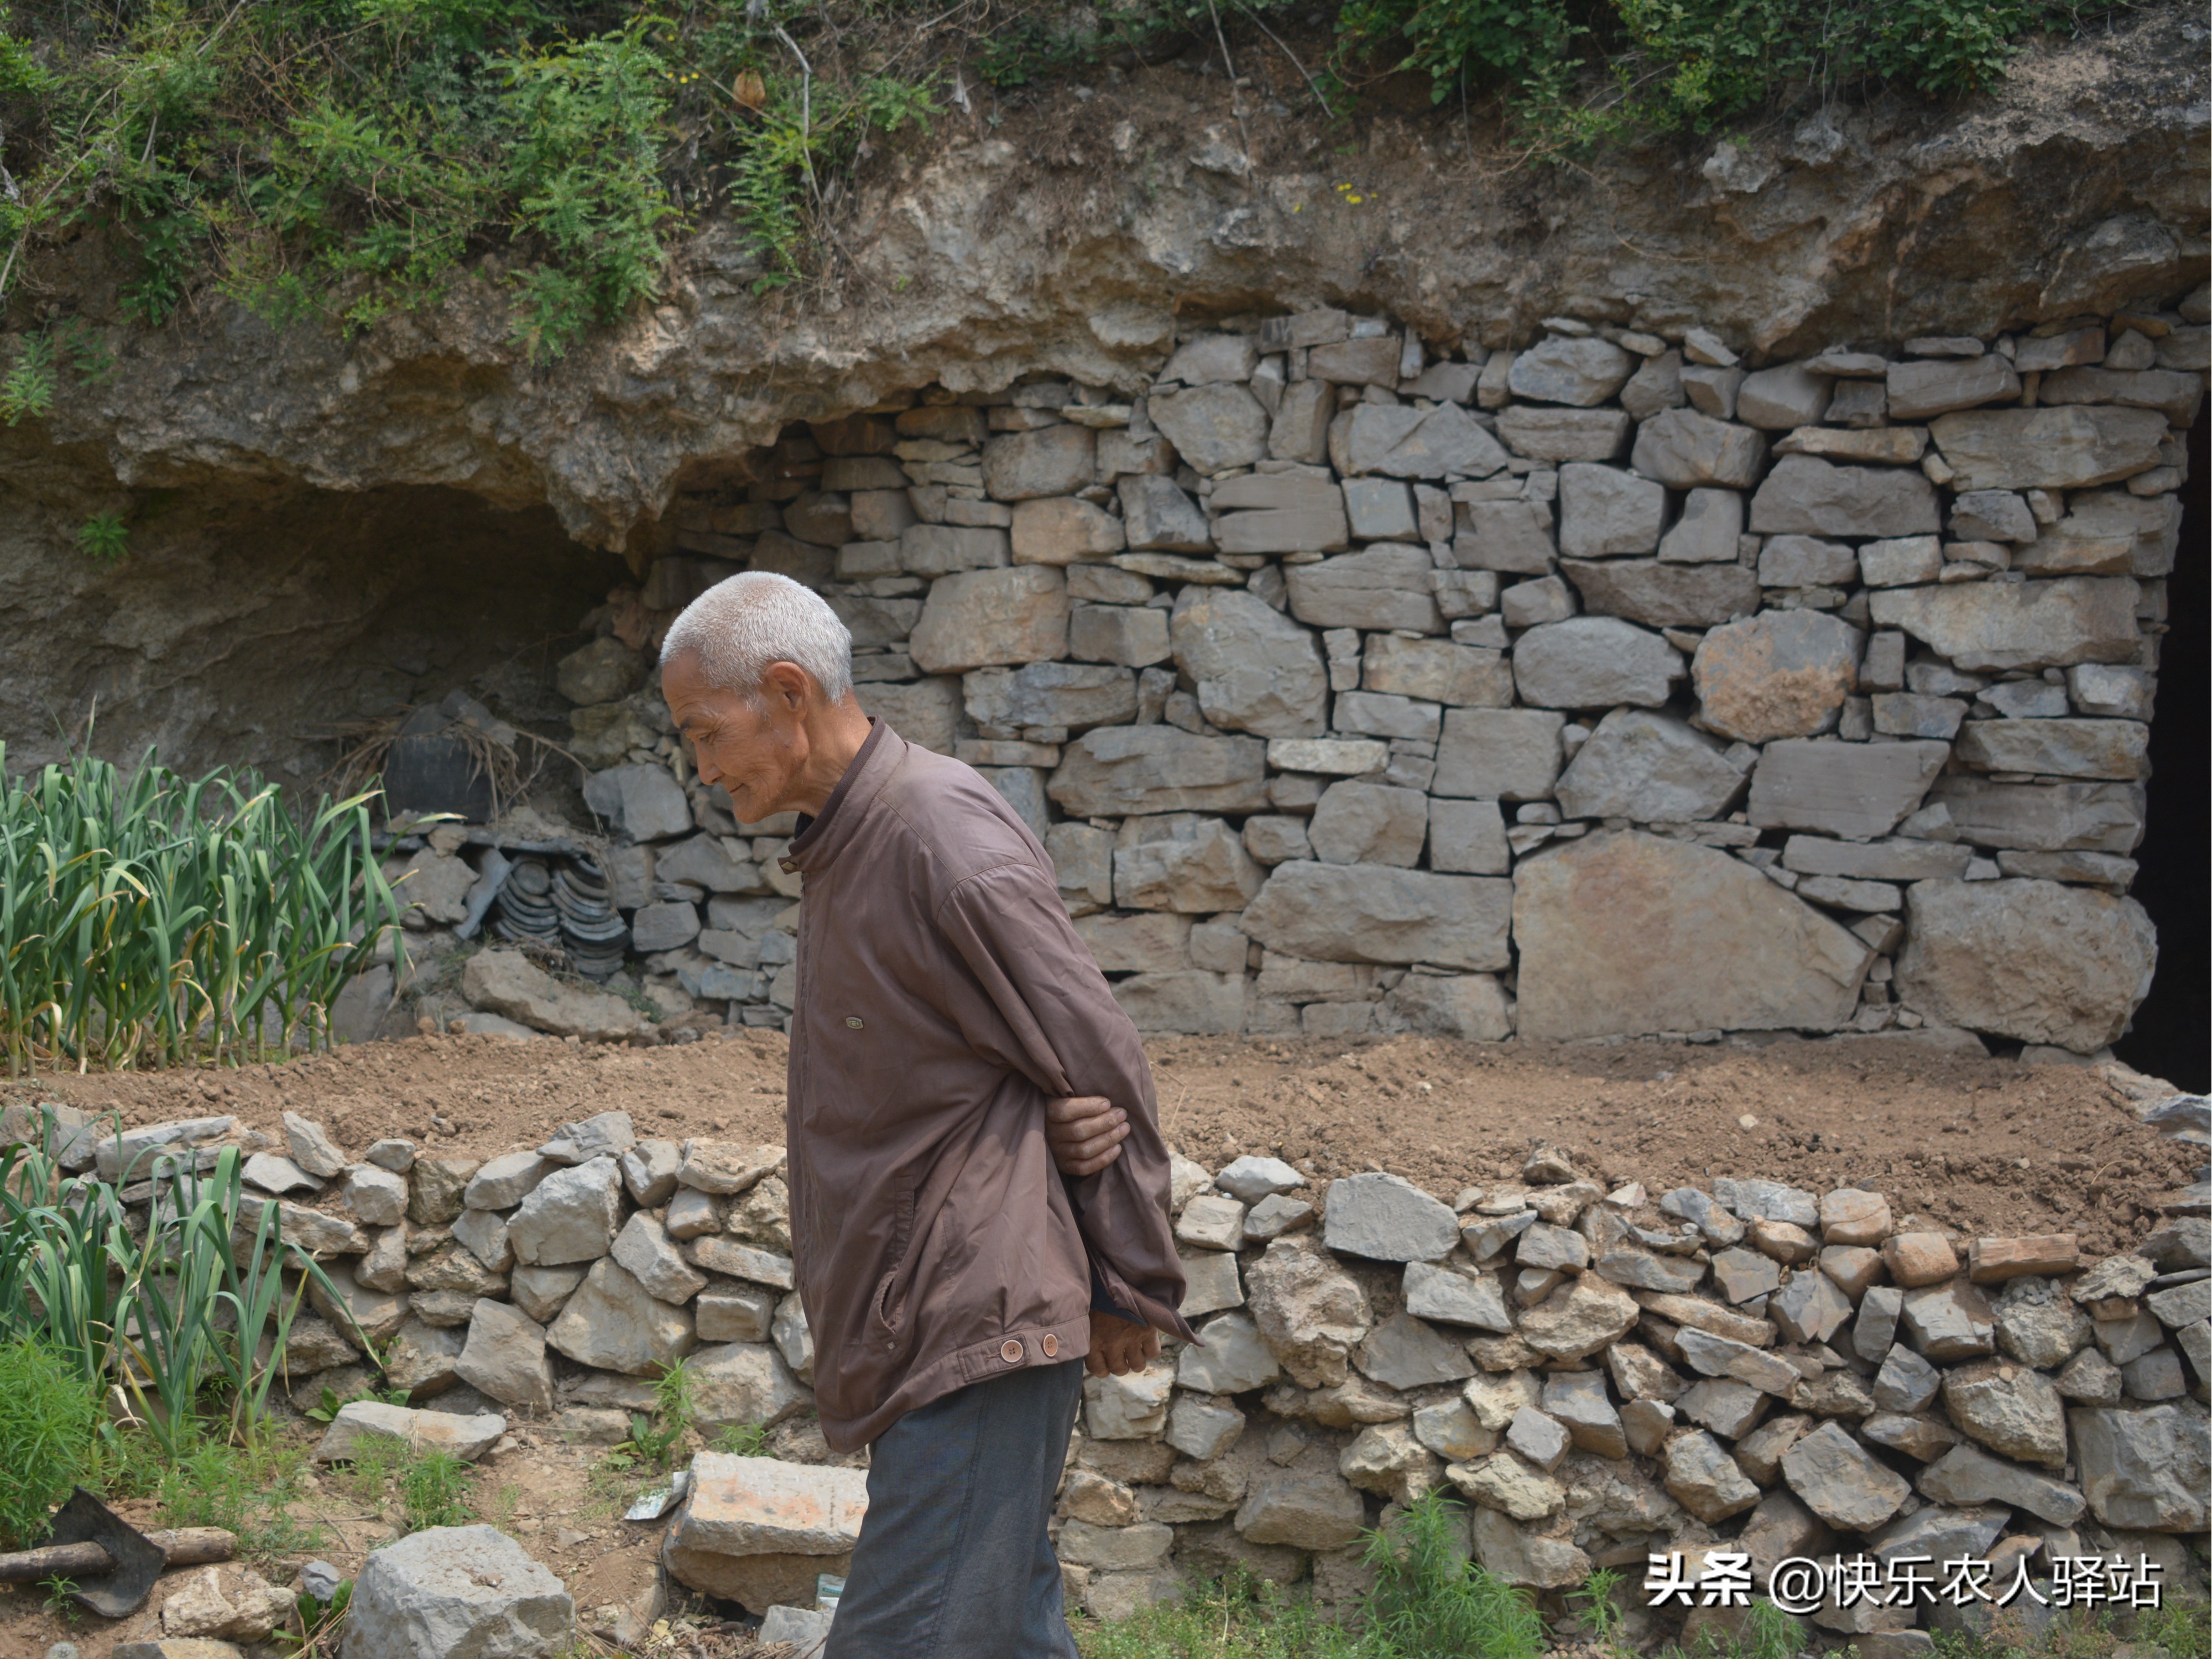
[659,571,1191,1658]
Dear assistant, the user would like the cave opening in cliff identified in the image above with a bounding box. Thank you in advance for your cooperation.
[0,473,630,791]
[2112,415,2209,1094]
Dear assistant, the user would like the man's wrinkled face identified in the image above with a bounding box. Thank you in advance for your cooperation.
[662,651,809,824]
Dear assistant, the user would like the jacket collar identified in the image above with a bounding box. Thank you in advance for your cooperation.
[787,717,899,874]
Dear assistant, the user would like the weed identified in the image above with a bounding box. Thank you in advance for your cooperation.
[0,330,54,423]
[2137,1600,2212,1659]
[711,1420,772,1457]
[400,1448,473,1531]
[1571,1564,1628,1655]
[75,512,129,564]
[0,1336,98,1546]
[39,1572,78,1618]
[153,1427,323,1559]
[304,1381,410,1425]
[1074,1568,1347,1658]
[276,1576,351,1653]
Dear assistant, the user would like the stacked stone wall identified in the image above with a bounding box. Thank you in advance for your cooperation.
[475,292,2212,1055]
[40,1104,2208,1647]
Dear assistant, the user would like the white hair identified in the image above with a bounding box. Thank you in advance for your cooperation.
[660,571,854,703]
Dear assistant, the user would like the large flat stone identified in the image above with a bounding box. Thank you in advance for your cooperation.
[1432,708,1567,801]
[1512,618,1683,709]
[1495,406,1632,462]
[857,676,963,752]
[1954,717,2150,781]
[1151,383,1270,474]
[1928,776,2145,854]
[2067,1402,2209,1531]
[908,566,1071,674]
[1170,587,1329,737]
[1693,612,1864,744]
[1241,862,1512,971]
[1512,831,1870,1040]
[964,661,1138,732]
[461,951,644,1042]
[1554,709,1745,822]
[982,424,1097,499]
[1048,727,1271,817]
[1561,560,1761,628]
[1286,547,1442,633]
[1509,336,1635,405]
[1895,878,2156,1052]
[1558,464,1666,557]
[1928,406,2172,491]
[1747,740,1949,839]
[1866,577,2141,672]
[1749,457,1940,538]
[671,1452,869,1556]
[1630,409,1769,488]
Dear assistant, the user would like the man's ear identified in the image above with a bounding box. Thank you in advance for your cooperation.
[762,660,812,711]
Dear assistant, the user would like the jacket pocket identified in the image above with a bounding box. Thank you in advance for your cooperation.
[868,1182,917,1339]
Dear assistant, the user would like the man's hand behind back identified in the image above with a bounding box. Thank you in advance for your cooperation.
[1045,1094,1128,1177]
[1086,1311,1160,1378]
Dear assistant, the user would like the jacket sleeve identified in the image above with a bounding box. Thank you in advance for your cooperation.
[935,859,1197,1341]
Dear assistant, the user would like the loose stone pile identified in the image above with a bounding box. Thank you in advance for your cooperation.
[388,291,2205,1056]
[36,1103,2209,1652]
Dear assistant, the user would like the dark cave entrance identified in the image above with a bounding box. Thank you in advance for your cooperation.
[2114,415,2210,1094]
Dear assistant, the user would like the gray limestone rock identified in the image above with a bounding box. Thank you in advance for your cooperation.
[966,661,1139,731]
[1509,336,1635,405]
[340,1526,570,1659]
[1286,547,1443,633]
[1307,782,1428,868]
[1916,1443,2085,1525]
[1866,577,2141,673]
[1171,587,1329,738]
[507,1157,624,1267]
[1561,559,1762,628]
[1495,406,1632,462]
[1517,1274,1639,1360]
[1357,1312,1477,1390]
[539,1111,635,1166]
[1235,1460,1369,1550]
[612,1211,709,1305]
[1901,1282,1997,1362]
[1048,727,1272,817]
[1928,405,2170,491]
[1177,1312,1284,1394]
[1749,457,1940,538]
[1325,1174,1461,1263]
[1246,1240,1374,1387]
[1996,1277,2095,1368]
[453,1300,554,1415]
[1895,878,2156,1052]
[546,1258,697,1375]
[1432,708,1567,802]
[1665,1430,1762,1522]
[1558,464,1666,557]
[1630,408,1769,488]
[909,566,1071,675]
[1512,617,1683,709]
[1554,708,1745,822]
[1512,831,1871,1041]
[1873,1346,1943,1414]
[2067,1401,2210,1530]
[1119,475,1212,551]
[982,422,1097,499]
[1241,862,1511,971]
[1782,1420,1911,1531]
[1942,1360,2068,1468]
[1747,739,1948,839]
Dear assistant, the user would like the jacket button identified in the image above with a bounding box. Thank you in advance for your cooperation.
[845,1016,863,1030]
[779,858,799,873]
[999,1338,1024,1364]
[1041,1333,1059,1358]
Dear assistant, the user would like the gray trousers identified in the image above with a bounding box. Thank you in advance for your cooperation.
[824,1359,1085,1659]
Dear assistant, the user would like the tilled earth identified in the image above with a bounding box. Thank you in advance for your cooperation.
[19,1025,2202,1256]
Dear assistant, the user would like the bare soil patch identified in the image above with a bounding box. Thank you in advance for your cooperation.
[17,1027,2198,1259]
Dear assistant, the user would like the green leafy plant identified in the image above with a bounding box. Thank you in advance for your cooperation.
[0,744,405,1073]
[75,512,129,564]
[0,1336,97,1548]
[1358,1491,1546,1659]
[604,1356,695,1470]
[304,1381,410,1425]
[39,1571,79,1617]
[276,1576,352,1653]
[0,330,55,424]
[710,1420,773,1457]
[400,1447,474,1531]
[1571,1564,1629,1655]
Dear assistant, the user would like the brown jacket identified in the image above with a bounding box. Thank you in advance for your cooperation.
[782,720,1194,1451]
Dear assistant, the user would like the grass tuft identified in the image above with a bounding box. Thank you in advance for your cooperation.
[0,1335,96,1548]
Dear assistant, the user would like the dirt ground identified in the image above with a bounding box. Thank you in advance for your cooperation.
[16,1025,2203,1258]
[0,1026,2199,1658]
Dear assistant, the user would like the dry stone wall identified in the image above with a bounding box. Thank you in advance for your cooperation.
[32,1103,2208,1647]
[476,291,2209,1055]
